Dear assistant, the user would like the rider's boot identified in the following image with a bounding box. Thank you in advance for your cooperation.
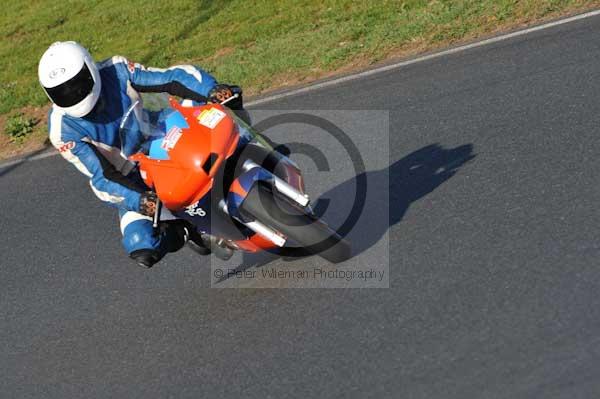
[186,229,212,256]
[200,233,234,261]
[172,222,233,260]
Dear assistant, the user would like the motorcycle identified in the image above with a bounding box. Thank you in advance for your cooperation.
[121,94,351,263]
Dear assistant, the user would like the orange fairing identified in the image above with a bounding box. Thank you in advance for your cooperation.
[235,234,278,252]
[130,99,239,210]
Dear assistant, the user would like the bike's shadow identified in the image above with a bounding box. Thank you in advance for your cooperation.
[218,143,475,279]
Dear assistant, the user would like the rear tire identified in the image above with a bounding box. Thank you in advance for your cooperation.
[240,183,351,263]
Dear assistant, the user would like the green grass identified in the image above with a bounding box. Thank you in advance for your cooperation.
[4,113,38,143]
[1,1,599,120]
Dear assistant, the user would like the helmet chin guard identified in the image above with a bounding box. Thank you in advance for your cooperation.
[38,41,101,117]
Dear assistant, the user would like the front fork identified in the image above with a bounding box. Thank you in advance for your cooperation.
[224,163,311,247]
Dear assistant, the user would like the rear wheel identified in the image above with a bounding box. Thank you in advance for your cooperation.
[240,183,351,263]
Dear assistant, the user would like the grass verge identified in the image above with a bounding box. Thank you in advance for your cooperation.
[1,0,600,159]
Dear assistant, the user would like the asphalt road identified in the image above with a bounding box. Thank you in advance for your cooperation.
[2,14,600,399]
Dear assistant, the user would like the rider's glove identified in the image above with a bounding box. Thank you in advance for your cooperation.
[208,84,243,110]
[139,191,158,217]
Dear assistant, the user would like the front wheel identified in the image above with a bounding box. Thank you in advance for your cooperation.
[240,183,352,263]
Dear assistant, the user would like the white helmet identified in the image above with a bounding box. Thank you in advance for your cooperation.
[38,41,101,117]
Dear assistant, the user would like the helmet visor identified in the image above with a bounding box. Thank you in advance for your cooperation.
[44,63,95,108]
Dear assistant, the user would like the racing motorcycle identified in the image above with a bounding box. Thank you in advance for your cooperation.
[121,94,351,263]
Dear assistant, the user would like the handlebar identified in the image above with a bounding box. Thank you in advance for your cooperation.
[219,93,240,106]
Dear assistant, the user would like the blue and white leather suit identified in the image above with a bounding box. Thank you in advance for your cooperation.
[48,56,217,257]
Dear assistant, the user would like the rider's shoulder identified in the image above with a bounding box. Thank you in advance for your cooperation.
[97,56,131,72]
[48,106,82,137]
[48,105,65,126]
[98,56,144,81]
[98,55,128,67]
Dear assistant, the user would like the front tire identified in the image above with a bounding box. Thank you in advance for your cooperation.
[240,183,351,263]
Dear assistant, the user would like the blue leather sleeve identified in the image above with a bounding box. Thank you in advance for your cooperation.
[124,59,217,99]
[70,140,142,211]
[50,114,142,212]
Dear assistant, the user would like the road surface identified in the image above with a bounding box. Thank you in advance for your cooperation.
[2,14,600,398]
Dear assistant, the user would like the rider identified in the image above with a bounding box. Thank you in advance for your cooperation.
[38,41,242,268]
